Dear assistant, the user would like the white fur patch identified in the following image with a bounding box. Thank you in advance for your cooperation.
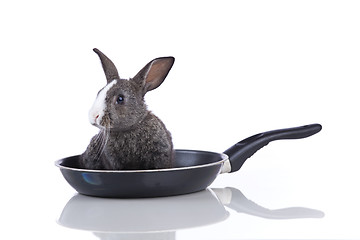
[89,80,117,126]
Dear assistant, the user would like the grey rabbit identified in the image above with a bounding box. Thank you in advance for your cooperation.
[80,48,174,170]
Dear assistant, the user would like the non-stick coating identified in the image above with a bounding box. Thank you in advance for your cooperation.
[56,150,228,198]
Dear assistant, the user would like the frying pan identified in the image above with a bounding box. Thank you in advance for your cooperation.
[55,124,321,198]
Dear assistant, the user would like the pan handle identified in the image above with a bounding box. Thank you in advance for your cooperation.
[223,124,322,173]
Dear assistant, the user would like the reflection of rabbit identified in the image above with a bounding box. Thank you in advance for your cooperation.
[80,49,174,170]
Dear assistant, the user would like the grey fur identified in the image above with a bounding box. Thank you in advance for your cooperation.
[80,49,174,170]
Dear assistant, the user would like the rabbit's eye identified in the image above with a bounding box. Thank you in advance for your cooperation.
[116,95,125,104]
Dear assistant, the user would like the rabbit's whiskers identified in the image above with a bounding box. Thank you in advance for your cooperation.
[93,130,108,161]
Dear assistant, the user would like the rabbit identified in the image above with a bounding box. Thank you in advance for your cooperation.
[80,48,175,170]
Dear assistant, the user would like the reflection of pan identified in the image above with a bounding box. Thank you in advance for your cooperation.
[58,187,324,234]
[55,124,321,198]
[59,189,227,233]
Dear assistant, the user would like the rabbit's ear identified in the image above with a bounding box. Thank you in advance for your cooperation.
[133,57,174,94]
[93,48,120,83]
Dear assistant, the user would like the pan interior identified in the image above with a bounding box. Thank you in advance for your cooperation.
[57,150,227,172]
[174,150,226,168]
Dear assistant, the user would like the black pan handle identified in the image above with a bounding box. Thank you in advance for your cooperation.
[223,124,322,173]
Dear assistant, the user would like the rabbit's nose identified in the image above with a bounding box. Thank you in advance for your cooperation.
[89,111,100,125]
[93,114,101,125]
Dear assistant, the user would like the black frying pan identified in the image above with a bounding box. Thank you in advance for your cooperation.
[55,124,321,198]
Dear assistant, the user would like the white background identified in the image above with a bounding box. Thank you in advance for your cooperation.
[1,0,359,239]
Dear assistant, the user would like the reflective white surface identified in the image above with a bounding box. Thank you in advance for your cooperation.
[58,188,324,239]
[1,0,360,239]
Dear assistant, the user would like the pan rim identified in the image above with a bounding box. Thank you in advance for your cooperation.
[55,149,229,173]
